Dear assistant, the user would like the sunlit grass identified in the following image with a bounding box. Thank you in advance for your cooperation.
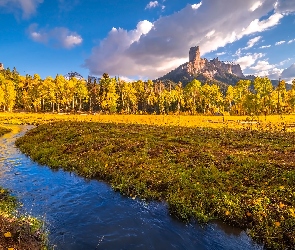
[1,112,295,131]
[0,126,12,136]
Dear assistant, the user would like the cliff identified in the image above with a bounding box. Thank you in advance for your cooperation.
[158,46,245,88]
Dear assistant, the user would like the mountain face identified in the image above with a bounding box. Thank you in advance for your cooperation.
[158,46,245,89]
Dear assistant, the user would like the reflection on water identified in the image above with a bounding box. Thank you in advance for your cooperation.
[0,125,263,250]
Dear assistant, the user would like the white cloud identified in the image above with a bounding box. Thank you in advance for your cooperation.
[249,1,262,11]
[84,20,154,77]
[192,2,202,10]
[216,52,226,56]
[275,40,286,45]
[64,35,83,48]
[250,59,283,79]
[235,53,264,70]
[288,39,295,44]
[84,0,293,79]
[260,45,271,49]
[251,60,274,71]
[145,1,159,9]
[240,12,283,36]
[279,58,291,66]
[28,24,83,49]
[0,0,43,18]
[244,36,262,50]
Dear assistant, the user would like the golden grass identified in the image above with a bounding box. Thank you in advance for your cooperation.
[0,112,295,131]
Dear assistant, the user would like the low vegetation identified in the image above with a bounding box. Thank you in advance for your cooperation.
[1,112,295,132]
[0,126,11,136]
[0,188,47,250]
[16,121,295,249]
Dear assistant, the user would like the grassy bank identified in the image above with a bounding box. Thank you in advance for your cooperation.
[16,121,295,249]
[0,126,11,137]
[0,188,47,250]
[0,127,47,250]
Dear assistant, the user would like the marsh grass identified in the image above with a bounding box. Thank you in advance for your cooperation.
[15,121,295,249]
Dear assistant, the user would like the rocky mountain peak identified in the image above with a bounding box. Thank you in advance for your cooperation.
[158,46,245,88]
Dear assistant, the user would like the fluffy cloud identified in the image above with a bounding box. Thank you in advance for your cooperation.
[0,0,43,18]
[244,36,262,50]
[28,24,83,49]
[216,52,226,56]
[249,1,262,12]
[251,60,274,71]
[260,45,271,49]
[84,0,292,79]
[192,2,202,10]
[235,53,264,70]
[240,12,283,36]
[288,39,295,44]
[250,59,283,79]
[145,1,159,9]
[275,40,285,45]
[85,20,154,78]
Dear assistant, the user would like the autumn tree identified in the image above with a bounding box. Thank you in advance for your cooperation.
[253,77,273,114]
[99,74,119,113]
[0,74,16,111]
[184,79,201,114]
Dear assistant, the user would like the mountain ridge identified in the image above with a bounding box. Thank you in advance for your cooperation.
[157,46,246,89]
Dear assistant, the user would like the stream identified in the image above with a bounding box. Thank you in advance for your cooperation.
[0,125,263,250]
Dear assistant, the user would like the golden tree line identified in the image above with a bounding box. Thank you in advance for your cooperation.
[0,68,295,115]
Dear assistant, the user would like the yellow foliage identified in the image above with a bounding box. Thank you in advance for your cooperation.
[4,232,12,238]
[279,202,286,209]
[289,208,295,217]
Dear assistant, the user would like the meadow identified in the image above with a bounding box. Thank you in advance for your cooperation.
[1,112,295,131]
[1,113,295,249]
[7,112,294,249]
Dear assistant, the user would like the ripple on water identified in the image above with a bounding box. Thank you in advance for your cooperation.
[0,125,263,250]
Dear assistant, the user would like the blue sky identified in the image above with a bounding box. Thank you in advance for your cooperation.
[0,0,295,82]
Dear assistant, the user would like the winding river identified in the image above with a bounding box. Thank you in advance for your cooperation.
[0,125,263,250]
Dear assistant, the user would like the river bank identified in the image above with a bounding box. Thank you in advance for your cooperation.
[0,127,47,250]
[15,121,295,249]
